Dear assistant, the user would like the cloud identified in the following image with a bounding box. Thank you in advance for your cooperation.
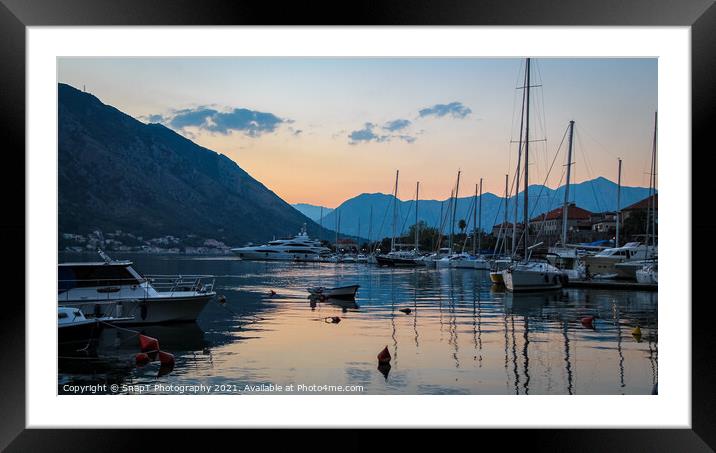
[348,122,416,145]
[349,123,387,144]
[418,101,472,119]
[382,119,411,132]
[153,106,288,137]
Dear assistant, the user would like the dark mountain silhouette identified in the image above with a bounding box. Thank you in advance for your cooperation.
[320,178,653,239]
[58,83,331,246]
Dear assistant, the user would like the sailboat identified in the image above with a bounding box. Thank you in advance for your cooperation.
[546,120,586,280]
[375,171,422,267]
[503,58,564,292]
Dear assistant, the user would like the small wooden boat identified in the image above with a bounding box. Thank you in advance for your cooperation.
[307,284,359,300]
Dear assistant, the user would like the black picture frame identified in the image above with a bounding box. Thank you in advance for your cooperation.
[1,0,713,449]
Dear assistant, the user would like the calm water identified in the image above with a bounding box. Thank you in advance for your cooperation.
[58,253,658,395]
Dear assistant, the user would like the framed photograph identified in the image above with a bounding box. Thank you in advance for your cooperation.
[2,0,713,448]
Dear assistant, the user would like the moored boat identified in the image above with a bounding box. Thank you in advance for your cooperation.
[58,250,215,324]
[307,284,360,300]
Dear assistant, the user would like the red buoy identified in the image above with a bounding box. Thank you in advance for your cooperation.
[138,334,160,352]
[581,316,595,328]
[135,352,150,367]
[158,351,175,366]
[377,346,391,364]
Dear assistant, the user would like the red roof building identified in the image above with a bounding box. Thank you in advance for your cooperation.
[530,203,593,236]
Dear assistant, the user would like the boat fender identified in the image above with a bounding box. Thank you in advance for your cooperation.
[140,300,148,320]
[560,273,569,285]
[377,346,391,364]
[158,351,175,366]
[139,334,160,353]
[544,274,549,283]
[135,353,150,367]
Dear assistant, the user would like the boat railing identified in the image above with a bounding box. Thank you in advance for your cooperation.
[57,274,216,302]
[144,274,216,296]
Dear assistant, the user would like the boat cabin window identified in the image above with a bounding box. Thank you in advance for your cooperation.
[58,265,142,291]
[58,312,68,319]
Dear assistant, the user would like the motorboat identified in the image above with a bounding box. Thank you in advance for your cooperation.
[635,262,658,284]
[503,260,565,292]
[546,247,587,281]
[58,250,215,324]
[231,224,330,261]
[489,257,513,284]
[58,306,132,345]
[420,248,452,268]
[582,242,657,279]
[375,250,423,267]
[307,284,360,300]
[614,258,657,280]
[436,252,490,270]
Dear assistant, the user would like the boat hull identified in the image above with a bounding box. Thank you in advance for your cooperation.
[58,320,103,345]
[375,255,421,267]
[60,294,213,324]
[503,268,563,292]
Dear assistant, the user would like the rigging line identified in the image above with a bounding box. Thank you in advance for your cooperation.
[513,125,569,251]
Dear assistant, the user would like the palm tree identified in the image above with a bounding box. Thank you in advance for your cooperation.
[458,219,467,234]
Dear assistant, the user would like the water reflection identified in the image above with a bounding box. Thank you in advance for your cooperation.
[58,253,658,395]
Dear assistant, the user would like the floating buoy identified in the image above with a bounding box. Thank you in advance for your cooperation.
[325,316,341,324]
[377,346,391,364]
[218,295,226,305]
[377,362,391,380]
[632,326,643,342]
[158,351,175,366]
[268,290,277,297]
[580,316,595,328]
[135,352,150,367]
[138,334,160,352]
[399,308,412,315]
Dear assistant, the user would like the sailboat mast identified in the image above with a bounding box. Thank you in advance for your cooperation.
[650,112,658,250]
[503,174,508,254]
[450,171,461,252]
[320,206,323,240]
[512,62,527,257]
[415,181,420,252]
[477,179,483,255]
[391,170,399,252]
[562,120,575,246]
[523,57,531,260]
[616,158,622,247]
[473,184,478,255]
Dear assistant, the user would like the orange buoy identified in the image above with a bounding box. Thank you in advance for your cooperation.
[580,316,595,328]
[138,334,160,352]
[399,308,412,314]
[377,346,391,364]
[158,351,175,366]
[135,352,150,367]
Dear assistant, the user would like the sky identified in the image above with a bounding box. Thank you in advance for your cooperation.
[58,58,657,208]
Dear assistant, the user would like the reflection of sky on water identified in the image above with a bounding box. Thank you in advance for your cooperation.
[58,254,657,395]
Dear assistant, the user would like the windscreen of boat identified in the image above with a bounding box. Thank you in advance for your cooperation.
[58,265,142,291]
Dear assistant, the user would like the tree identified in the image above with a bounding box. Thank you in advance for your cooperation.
[458,219,467,234]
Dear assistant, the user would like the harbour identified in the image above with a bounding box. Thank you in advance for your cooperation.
[58,253,657,395]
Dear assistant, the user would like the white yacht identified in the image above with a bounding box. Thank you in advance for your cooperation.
[436,252,490,270]
[582,242,657,279]
[420,248,452,268]
[231,224,331,261]
[503,260,565,292]
[58,251,215,324]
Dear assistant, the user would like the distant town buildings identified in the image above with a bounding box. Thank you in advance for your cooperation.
[60,230,232,255]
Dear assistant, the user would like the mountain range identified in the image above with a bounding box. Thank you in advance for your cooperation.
[304,178,653,240]
[291,203,334,222]
[58,83,332,246]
